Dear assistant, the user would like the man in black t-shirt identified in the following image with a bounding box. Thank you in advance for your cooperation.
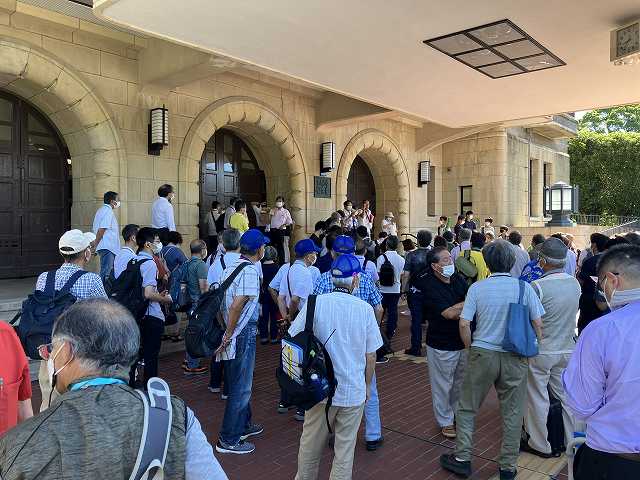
[577,233,609,334]
[413,246,468,440]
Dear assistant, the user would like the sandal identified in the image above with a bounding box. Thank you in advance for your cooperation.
[161,335,171,341]
[170,334,184,342]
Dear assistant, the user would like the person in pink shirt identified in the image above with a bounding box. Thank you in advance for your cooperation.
[0,322,33,435]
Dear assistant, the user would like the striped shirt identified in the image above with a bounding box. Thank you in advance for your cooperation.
[36,263,107,299]
[313,270,382,307]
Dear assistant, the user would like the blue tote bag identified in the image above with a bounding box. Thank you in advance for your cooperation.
[502,280,539,357]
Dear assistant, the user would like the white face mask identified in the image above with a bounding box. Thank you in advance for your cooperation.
[113,200,121,209]
[345,206,353,212]
[48,342,72,394]
[151,241,163,254]
[441,264,455,278]
[275,201,284,208]
[604,276,640,310]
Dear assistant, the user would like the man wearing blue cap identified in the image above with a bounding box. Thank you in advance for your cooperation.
[215,229,269,455]
[292,254,382,479]
[312,235,387,452]
[276,238,321,420]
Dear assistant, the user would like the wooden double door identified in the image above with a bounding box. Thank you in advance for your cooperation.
[0,91,70,279]
[199,129,266,235]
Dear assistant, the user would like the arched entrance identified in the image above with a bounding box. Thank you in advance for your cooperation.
[347,155,376,216]
[0,90,70,279]
[199,128,266,233]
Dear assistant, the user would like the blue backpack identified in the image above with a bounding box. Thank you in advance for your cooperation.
[168,258,197,312]
[11,270,87,360]
[502,280,539,357]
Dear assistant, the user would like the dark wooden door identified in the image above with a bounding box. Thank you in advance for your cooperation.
[347,156,376,215]
[0,91,70,279]
[200,129,266,235]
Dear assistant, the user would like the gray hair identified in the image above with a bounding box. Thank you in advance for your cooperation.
[541,254,566,268]
[482,239,516,273]
[459,228,472,241]
[222,228,241,251]
[52,299,139,376]
[331,276,353,289]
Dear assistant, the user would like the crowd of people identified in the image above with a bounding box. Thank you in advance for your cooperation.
[1,186,639,480]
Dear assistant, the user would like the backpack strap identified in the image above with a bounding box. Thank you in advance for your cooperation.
[129,378,173,480]
[304,295,317,333]
[220,254,226,270]
[287,267,293,301]
[58,270,88,295]
[218,261,251,290]
[43,270,57,296]
[363,258,369,271]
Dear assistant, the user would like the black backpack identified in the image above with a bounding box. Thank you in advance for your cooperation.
[184,261,251,358]
[11,270,87,360]
[378,253,395,287]
[276,295,338,431]
[109,259,151,320]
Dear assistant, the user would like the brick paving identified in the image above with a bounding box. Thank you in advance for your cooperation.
[32,308,569,479]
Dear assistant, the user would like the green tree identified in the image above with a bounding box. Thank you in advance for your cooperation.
[578,105,640,133]
[569,131,640,216]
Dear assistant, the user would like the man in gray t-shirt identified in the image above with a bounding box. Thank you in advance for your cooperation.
[184,240,210,374]
[441,240,544,479]
[523,238,580,458]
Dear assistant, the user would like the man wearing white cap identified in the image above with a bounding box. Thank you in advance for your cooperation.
[34,229,107,411]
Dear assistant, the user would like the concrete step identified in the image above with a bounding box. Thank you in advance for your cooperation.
[0,299,23,323]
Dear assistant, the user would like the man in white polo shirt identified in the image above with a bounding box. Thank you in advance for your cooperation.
[292,254,382,479]
[92,191,121,281]
[376,235,405,339]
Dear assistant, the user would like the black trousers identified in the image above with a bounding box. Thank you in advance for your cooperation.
[270,228,285,266]
[130,315,164,388]
[574,444,640,479]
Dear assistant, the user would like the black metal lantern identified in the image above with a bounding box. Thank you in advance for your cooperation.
[418,160,431,187]
[148,105,168,156]
[544,181,579,226]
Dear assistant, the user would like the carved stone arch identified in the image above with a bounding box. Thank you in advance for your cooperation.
[178,96,307,242]
[336,129,411,233]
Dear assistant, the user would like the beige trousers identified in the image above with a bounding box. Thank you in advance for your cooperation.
[524,352,575,454]
[295,402,365,480]
[38,360,59,412]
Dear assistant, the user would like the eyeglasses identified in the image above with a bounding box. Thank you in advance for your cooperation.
[38,343,54,360]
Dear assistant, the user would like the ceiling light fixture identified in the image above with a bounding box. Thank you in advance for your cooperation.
[424,19,565,79]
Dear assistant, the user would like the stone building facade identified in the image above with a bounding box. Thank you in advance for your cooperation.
[0,0,575,278]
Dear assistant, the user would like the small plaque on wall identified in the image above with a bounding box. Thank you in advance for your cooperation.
[314,176,331,198]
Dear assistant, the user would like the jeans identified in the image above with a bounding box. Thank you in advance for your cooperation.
[129,315,164,388]
[382,293,401,338]
[209,358,228,395]
[219,320,258,445]
[97,249,115,282]
[259,300,279,340]
[185,352,200,369]
[364,374,381,441]
[407,292,424,351]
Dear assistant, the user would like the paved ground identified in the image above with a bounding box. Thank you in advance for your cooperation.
[32,308,569,480]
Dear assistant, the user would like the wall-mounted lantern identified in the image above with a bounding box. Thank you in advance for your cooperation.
[320,141,335,175]
[148,105,168,156]
[418,160,431,187]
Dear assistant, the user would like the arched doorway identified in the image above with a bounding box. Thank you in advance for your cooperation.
[347,155,376,216]
[0,90,70,279]
[199,128,266,234]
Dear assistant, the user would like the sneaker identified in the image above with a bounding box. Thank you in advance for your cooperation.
[499,469,517,480]
[260,338,269,345]
[208,386,221,393]
[221,394,228,400]
[376,355,389,364]
[439,453,471,478]
[240,423,264,441]
[270,338,279,344]
[404,348,422,357]
[365,436,384,451]
[441,425,457,439]
[294,409,305,421]
[183,365,208,376]
[278,402,293,414]
[215,439,255,455]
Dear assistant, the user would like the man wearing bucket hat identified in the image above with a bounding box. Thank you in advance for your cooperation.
[522,238,580,458]
[33,229,107,411]
[292,254,383,479]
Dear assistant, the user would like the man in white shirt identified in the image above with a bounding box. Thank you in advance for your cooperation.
[381,212,397,236]
[113,224,139,279]
[291,254,383,480]
[92,191,121,281]
[377,235,405,339]
[151,184,176,235]
[357,199,375,235]
[508,230,531,278]
[207,229,241,287]
[214,229,268,455]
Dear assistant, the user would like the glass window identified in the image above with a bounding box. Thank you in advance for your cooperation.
[241,161,256,170]
[224,134,233,155]
[28,113,50,134]
[0,125,11,146]
[223,153,234,172]
[0,98,12,123]
[28,134,58,152]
